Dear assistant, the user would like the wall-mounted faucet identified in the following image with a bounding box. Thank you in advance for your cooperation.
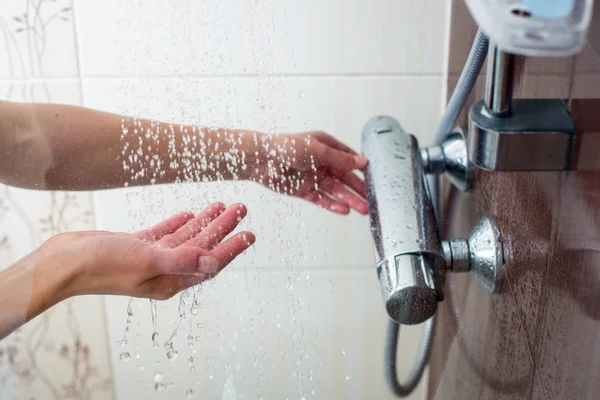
[367,2,595,397]
[362,116,504,326]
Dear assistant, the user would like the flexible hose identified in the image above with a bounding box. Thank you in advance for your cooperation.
[430,29,489,217]
[435,29,489,144]
[385,315,437,397]
[383,29,489,397]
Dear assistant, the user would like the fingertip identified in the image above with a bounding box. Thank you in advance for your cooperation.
[239,231,256,246]
[207,201,226,212]
[353,200,369,215]
[178,211,195,220]
[354,155,369,169]
[330,203,350,215]
[231,203,248,217]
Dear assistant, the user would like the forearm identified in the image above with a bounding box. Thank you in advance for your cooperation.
[0,100,265,190]
[0,251,74,340]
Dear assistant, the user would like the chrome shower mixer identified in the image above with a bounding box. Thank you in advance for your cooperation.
[368,1,595,397]
[362,116,504,326]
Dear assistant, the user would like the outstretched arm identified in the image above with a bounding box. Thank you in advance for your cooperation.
[0,100,258,189]
[0,100,368,214]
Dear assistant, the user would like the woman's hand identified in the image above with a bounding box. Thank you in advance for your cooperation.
[56,202,254,300]
[0,202,255,339]
[248,131,369,215]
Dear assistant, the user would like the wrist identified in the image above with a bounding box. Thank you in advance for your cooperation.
[203,128,270,182]
[241,130,270,182]
[0,244,77,326]
[31,238,82,311]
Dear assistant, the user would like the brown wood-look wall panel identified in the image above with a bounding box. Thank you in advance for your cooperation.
[430,170,562,400]
[428,1,600,400]
[532,100,600,399]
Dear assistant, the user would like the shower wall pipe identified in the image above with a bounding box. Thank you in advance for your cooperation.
[484,43,515,117]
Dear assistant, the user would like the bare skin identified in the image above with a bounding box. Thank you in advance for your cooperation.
[0,100,368,340]
[0,100,368,214]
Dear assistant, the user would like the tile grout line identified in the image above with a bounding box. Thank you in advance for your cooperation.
[221,265,378,272]
[5,72,600,85]
[0,73,445,82]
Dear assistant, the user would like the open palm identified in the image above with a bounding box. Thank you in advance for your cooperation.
[46,202,255,301]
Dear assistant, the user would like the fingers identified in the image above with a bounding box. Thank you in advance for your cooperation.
[311,131,359,155]
[135,211,195,242]
[318,176,368,215]
[139,274,207,301]
[141,202,250,276]
[303,190,350,215]
[210,231,256,269]
[331,169,367,199]
[147,245,219,276]
[141,231,256,300]
[158,202,226,248]
[182,203,248,250]
[313,141,368,171]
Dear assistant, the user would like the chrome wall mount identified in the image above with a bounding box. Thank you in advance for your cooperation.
[469,99,575,171]
[421,129,472,192]
[442,217,503,294]
[362,116,504,326]
[468,43,576,171]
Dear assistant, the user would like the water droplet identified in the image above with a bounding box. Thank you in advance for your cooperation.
[186,389,194,399]
[154,372,163,382]
[119,352,130,362]
[155,383,164,392]
[167,350,178,360]
[190,306,200,315]
[345,376,350,381]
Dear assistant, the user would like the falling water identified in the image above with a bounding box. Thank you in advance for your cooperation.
[151,300,159,350]
[112,0,336,398]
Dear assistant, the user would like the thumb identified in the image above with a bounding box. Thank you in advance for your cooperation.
[149,246,219,275]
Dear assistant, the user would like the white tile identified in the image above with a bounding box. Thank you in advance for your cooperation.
[0,0,80,79]
[81,76,443,151]
[14,297,114,400]
[0,79,82,103]
[84,76,443,271]
[104,269,428,400]
[73,0,448,77]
